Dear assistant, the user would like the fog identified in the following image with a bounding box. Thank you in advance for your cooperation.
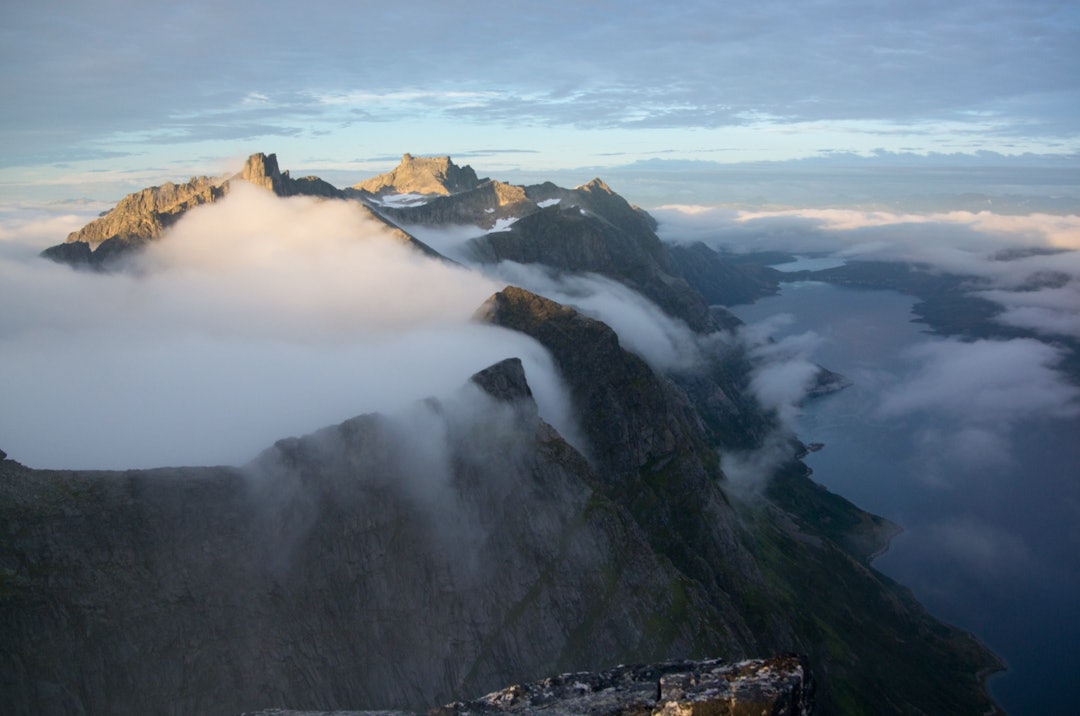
[717,314,827,491]
[0,187,580,469]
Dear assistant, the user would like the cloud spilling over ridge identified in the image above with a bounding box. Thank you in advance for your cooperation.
[0,187,580,469]
[719,314,826,492]
[654,205,1080,339]
[479,261,706,371]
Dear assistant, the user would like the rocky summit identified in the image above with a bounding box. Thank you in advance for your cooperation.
[352,153,483,196]
[8,153,1003,716]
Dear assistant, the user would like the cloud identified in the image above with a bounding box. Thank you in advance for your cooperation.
[3,0,1077,189]
[477,261,706,372]
[656,206,1080,256]
[921,516,1031,581]
[0,187,580,469]
[873,337,1080,487]
[655,205,1080,338]
[878,338,1080,422]
[737,314,825,429]
[718,314,826,492]
[978,282,1080,339]
[0,203,104,252]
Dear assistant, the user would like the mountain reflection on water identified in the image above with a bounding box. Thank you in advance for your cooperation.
[730,280,1080,716]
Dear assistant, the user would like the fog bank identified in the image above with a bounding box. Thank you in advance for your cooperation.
[0,188,579,469]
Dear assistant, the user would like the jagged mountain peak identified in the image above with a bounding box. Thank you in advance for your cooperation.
[236,151,283,192]
[468,357,534,405]
[353,153,483,196]
[577,177,614,194]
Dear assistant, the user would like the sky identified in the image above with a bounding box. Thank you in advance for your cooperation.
[1,0,1078,204]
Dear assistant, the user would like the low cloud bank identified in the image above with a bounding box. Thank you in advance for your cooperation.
[655,206,1080,339]
[0,187,579,469]
[878,337,1080,487]
[719,314,826,491]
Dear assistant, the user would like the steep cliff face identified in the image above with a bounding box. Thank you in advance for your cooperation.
[0,294,1003,715]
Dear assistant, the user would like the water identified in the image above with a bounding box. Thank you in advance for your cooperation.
[768,255,847,272]
[730,281,1080,716]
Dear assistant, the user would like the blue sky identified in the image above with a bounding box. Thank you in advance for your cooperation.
[1,0,1078,203]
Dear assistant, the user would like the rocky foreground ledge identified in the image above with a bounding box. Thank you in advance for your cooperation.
[243,656,812,716]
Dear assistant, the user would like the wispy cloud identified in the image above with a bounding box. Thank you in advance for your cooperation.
[2,0,1077,184]
[876,337,1080,486]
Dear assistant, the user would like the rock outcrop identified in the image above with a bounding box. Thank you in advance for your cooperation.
[434,656,812,716]
[240,656,813,716]
[236,152,343,199]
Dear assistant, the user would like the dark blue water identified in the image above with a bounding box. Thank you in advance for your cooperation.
[730,281,1080,716]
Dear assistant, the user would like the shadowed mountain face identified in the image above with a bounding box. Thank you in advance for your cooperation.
[10,154,1003,715]
[0,358,748,714]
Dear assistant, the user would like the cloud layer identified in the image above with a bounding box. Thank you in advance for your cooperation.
[1,0,1076,196]
[655,206,1080,339]
[0,188,579,469]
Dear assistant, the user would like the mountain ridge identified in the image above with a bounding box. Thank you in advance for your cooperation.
[352,153,484,196]
[12,152,1004,715]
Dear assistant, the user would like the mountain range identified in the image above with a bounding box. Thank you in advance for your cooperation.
[5,154,1003,714]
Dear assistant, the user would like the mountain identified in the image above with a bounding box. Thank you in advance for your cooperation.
[7,153,1004,715]
[366,178,536,229]
[352,153,484,196]
[39,153,438,269]
[666,241,782,306]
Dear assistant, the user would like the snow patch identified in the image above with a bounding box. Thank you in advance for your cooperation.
[487,217,519,233]
[537,198,561,208]
[372,193,429,208]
